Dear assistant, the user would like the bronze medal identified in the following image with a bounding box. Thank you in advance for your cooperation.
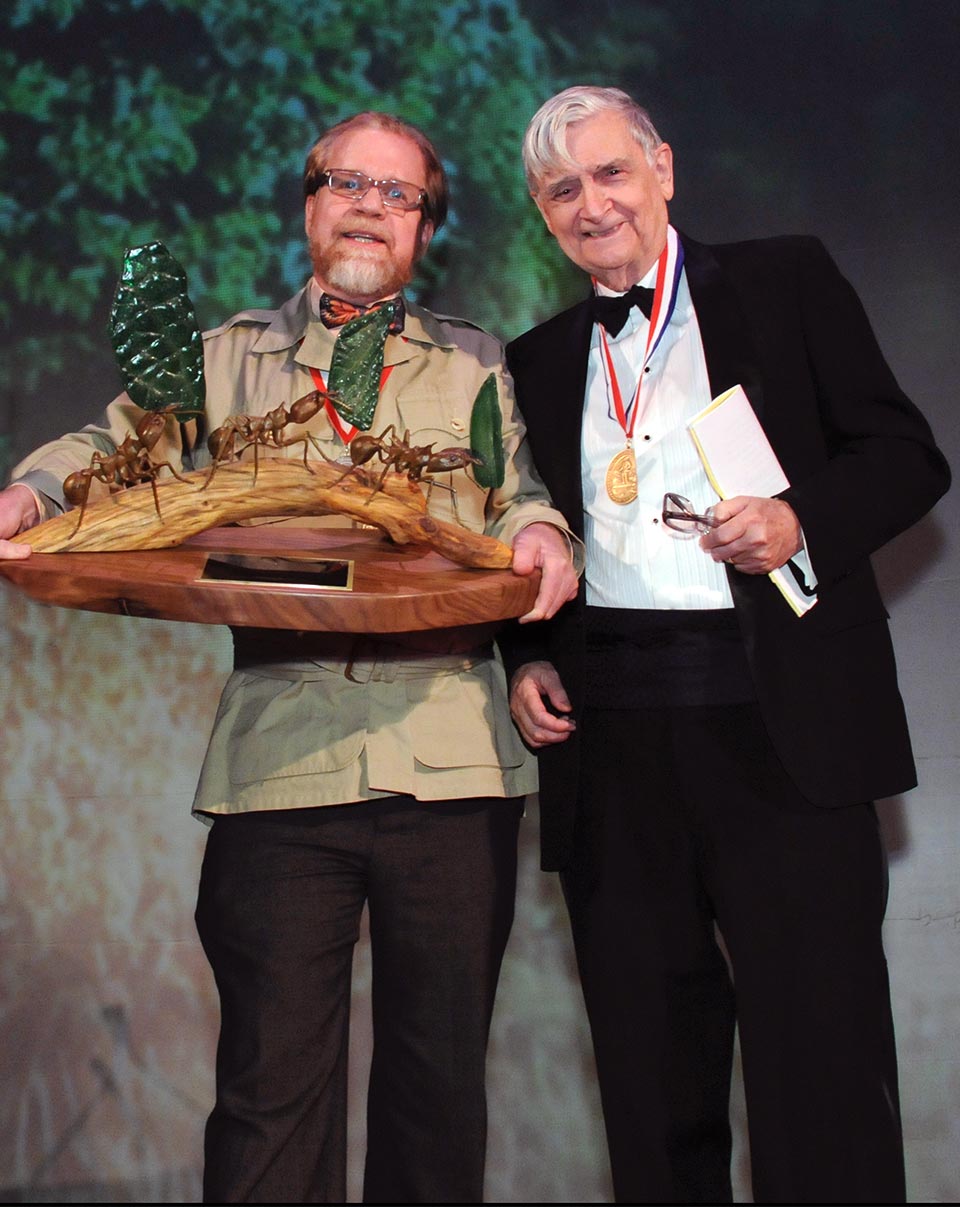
[605,446,638,505]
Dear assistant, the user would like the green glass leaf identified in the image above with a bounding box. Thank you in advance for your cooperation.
[109,241,205,417]
[469,372,504,490]
[327,305,393,431]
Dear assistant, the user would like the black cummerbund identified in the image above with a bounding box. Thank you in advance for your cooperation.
[584,606,756,709]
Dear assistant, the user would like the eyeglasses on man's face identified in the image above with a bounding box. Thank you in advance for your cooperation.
[661,492,718,535]
[319,169,426,211]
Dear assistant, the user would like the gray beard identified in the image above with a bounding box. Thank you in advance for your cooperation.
[312,241,410,301]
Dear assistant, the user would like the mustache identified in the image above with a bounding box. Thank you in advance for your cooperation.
[332,221,392,247]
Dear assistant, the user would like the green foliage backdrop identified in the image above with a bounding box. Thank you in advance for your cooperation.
[0,0,603,481]
[0,5,958,1202]
[2,0,955,487]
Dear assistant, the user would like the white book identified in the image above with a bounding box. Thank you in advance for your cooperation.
[687,384,818,616]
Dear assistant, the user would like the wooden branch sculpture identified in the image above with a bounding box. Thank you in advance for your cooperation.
[16,245,516,573]
[17,457,514,570]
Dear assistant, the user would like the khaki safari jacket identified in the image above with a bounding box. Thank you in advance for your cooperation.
[13,287,575,812]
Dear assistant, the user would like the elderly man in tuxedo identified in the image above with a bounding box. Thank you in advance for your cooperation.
[504,85,950,1204]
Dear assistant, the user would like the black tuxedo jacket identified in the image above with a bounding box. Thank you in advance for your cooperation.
[505,233,951,871]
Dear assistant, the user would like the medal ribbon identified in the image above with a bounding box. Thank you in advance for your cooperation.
[308,362,397,445]
[595,225,684,444]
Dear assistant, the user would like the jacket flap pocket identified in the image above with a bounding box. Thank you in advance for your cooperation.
[406,665,525,771]
[227,676,366,784]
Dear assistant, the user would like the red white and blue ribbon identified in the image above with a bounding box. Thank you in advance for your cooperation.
[595,224,684,439]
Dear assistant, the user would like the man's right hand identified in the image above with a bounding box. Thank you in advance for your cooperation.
[0,485,40,559]
[509,660,576,748]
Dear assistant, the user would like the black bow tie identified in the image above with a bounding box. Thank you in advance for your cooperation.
[590,284,655,336]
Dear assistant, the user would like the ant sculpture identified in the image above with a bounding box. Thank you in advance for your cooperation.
[63,406,193,535]
[329,424,482,501]
[202,390,327,487]
[202,393,483,521]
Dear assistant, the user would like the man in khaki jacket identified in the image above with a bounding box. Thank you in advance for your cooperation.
[0,111,578,1203]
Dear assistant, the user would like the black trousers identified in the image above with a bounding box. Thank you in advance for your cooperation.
[562,703,904,1204]
[195,795,522,1204]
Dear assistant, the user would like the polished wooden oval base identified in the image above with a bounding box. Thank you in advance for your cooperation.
[0,526,539,632]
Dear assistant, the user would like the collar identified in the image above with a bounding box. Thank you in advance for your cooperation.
[243,283,458,371]
[593,257,660,298]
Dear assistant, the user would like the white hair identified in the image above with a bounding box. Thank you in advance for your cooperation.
[522,85,663,193]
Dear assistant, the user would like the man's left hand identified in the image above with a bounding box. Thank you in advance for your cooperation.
[511,522,579,622]
[700,496,802,574]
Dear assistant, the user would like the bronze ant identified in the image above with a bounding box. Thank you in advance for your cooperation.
[202,396,483,520]
[63,406,194,535]
[202,390,328,487]
[327,424,483,512]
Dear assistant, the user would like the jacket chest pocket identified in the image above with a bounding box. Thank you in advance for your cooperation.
[395,386,471,447]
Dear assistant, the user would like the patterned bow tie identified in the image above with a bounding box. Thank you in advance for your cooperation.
[318,293,405,335]
[590,284,655,336]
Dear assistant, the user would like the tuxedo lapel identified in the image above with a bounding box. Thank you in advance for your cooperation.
[512,298,594,532]
[546,297,594,421]
[681,233,765,421]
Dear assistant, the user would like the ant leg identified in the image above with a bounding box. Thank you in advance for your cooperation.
[277,434,317,474]
[227,438,260,482]
[149,474,163,520]
[152,461,194,487]
[313,438,338,464]
[298,436,316,474]
[331,462,364,488]
[378,423,399,445]
[446,479,463,524]
[423,476,461,522]
[201,434,237,489]
[69,491,90,537]
[363,460,396,504]
[308,432,354,468]
[296,436,316,474]
[423,477,455,499]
